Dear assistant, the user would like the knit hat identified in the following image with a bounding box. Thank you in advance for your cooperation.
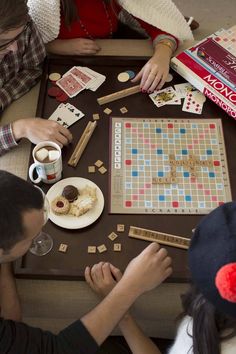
[189,202,236,318]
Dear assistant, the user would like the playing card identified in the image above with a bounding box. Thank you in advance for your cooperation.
[182,91,205,114]
[167,98,182,105]
[49,104,84,127]
[81,67,106,91]
[56,73,85,98]
[67,66,94,86]
[149,87,180,107]
[174,83,196,98]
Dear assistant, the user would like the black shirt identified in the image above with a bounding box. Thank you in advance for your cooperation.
[0,317,98,354]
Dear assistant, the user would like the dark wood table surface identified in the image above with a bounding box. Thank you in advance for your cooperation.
[14,56,236,282]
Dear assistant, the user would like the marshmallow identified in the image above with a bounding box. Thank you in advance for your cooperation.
[48,150,60,162]
[35,148,49,162]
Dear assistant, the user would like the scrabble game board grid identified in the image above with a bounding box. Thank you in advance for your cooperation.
[125,122,223,210]
[110,118,232,214]
[214,27,236,56]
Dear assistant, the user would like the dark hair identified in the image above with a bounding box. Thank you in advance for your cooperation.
[60,0,114,28]
[180,285,236,354]
[0,0,29,33]
[0,170,43,251]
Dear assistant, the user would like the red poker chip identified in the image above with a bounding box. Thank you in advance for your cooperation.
[56,92,69,102]
[48,86,63,97]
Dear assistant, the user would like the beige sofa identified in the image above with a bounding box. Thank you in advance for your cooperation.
[0,39,192,338]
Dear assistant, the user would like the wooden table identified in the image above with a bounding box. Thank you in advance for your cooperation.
[14,54,236,282]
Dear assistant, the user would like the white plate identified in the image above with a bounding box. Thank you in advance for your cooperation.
[46,177,104,229]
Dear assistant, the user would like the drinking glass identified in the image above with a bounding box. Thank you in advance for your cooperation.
[29,188,53,256]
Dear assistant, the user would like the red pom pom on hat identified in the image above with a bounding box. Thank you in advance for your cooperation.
[215,263,236,303]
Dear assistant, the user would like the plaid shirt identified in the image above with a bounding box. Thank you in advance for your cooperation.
[0,20,46,156]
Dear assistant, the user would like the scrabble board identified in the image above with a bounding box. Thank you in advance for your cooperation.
[109,117,232,214]
[213,26,236,57]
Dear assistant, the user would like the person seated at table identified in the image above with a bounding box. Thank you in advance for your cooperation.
[0,0,72,157]
[0,169,172,354]
[87,202,236,354]
[28,0,194,93]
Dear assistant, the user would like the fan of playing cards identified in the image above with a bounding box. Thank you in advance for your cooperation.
[49,103,85,128]
[56,66,106,98]
[149,83,206,114]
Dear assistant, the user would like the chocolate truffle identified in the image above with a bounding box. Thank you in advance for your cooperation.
[62,185,79,202]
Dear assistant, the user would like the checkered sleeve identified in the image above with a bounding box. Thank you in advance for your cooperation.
[0,124,18,156]
[0,22,46,110]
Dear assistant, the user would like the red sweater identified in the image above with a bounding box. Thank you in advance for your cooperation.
[58,0,177,43]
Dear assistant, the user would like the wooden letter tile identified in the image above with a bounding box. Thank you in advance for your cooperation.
[97,244,107,253]
[108,232,118,241]
[117,224,125,232]
[113,243,122,252]
[93,113,100,120]
[98,166,107,174]
[88,246,96,254]
[59,243,68,253]
[120,106,128,114]
[88,165,96,173]
[103,108,112,115]
[94,160,103,168]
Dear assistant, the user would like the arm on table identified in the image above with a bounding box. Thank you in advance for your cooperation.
[131,19,178,92]
[85,243,172,352]
[0,119,72,157]
[46,38,100,55]
[0,243,170,354]
[0,263,21,321]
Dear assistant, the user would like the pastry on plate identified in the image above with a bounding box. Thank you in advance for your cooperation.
[51,196,70,215]
[69,185,97,217]
[62,185,79,202]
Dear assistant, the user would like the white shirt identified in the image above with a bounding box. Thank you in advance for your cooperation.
[168,316,236,354]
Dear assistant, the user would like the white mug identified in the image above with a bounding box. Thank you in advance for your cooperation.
[29,141,62,184]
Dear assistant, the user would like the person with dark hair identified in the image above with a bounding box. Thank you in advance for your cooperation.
[0,0,72,157]
[86,202,236,354]
[28,0,194,93]
[0,169,172,354]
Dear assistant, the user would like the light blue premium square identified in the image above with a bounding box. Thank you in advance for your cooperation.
[132,171,138,177]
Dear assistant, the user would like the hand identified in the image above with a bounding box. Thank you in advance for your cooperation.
[69,38,101,55]
[12,118,73,148]
[85,262,122,297]
[121,243,172,296]
[132,47,171,93]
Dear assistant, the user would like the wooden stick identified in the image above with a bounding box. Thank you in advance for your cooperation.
[72,124,96,165]
[128,226,190,250]
[68,121,97,167]
[97,85,140,105]
[69,121,96,167]
[68,121,92,166]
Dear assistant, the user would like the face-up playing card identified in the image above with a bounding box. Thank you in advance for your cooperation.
[149,87,180,107]
[182,91,206,114]
[48,103,84,127]
[174,83,196,99]
[56,73,85,98]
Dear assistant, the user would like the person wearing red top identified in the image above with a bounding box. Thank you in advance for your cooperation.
[29,0,194,93]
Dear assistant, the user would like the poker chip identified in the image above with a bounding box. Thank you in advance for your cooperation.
[117,72,130,82]
[56,92,69,102]
[47,86,63,97]
[165,73,173,83]
[126,70,135,79]
[49,72,61,82]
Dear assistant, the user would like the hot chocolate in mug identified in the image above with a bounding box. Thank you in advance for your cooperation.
[29,141,62,184]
